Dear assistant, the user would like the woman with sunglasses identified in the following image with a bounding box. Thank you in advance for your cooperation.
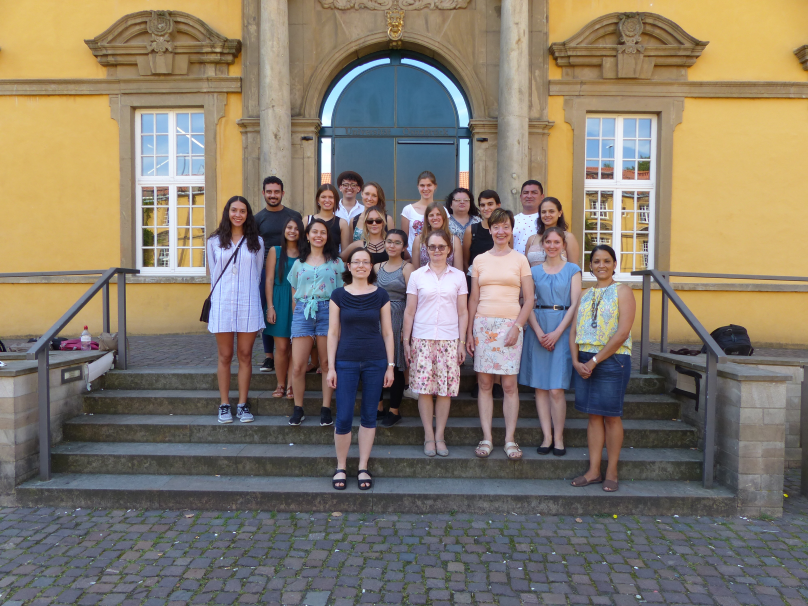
[352,182,395,240]
[569,245,635,493]
[411,202,463,271]
[403,230,468,457]
[341,206,389,264]
[374,229,414,427]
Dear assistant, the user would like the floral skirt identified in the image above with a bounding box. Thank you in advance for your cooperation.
[472,316,524,375]
[409,338,460,397]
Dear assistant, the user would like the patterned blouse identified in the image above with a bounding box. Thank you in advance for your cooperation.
[575,282,632,355]
[287,257,345,319]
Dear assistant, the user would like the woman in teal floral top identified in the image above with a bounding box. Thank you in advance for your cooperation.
[287,218,345,427]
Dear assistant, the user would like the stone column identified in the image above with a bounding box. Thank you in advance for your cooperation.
[259,0,292,196]
[496,0,530,211]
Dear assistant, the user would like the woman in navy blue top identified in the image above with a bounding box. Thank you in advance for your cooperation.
[327,248,395,491]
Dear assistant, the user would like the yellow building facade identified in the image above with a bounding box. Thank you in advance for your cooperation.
[1,0,806,346]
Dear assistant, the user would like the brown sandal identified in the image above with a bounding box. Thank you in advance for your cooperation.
[602,479,619,492]
[286,386,294,399]
[272,384,286,398]
[571,475,603,487]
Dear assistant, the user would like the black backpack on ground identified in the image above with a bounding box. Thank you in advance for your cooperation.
[701,324,754,356]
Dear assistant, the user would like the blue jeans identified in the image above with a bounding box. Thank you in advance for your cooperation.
[334,359,387,435]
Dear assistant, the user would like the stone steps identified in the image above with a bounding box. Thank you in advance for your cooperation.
[104,368,666,395]
[84,389,682,420]
[63,414,698,449]
[15,473,736,516]
[50,442,703,481]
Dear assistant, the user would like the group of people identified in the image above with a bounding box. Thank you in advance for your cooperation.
[206,171,635,494]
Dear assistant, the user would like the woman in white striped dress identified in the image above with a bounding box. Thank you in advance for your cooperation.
[206,196,265,424]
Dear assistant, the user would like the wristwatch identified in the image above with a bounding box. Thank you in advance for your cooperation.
[388,362,395,367]
[592,355,599,364]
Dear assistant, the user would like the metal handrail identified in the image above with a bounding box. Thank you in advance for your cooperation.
[632,269,807,490]
[0,267,139,480]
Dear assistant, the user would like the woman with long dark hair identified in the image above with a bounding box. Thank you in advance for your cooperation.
[570,245,635,492]
[445,187,481,241]
[287,218,345,426]
[306,184,351,253]
[524,197,580,266]
[207,196,265,424]
[264,215,304,400]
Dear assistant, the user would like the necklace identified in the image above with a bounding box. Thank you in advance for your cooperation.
[366,239,385,252]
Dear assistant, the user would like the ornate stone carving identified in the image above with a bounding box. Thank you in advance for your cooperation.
[550,12,707,81]
[387,1,404,48]
[86,11,241,78]
[795,46,808,71]
[319,0,470,9]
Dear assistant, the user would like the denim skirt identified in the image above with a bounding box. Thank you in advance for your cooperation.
[573,351,631,417]
[290,300,330,338]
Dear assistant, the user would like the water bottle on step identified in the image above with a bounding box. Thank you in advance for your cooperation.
[81,326,92,351]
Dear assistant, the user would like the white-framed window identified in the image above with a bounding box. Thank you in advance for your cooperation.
[584,115,656,279]
[136,110,206,274]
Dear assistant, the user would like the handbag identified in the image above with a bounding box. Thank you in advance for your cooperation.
[200,237,245,323]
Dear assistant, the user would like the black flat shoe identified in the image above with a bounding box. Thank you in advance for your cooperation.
[537,442,553,455]
[332,469,347,490]
[492,383,504,398]
[357,469,373,491]
[552,447,567,457]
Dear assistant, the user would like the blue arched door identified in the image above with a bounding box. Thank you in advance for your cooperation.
[320,52,470,220]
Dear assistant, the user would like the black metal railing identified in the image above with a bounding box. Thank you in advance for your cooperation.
[0,268,139,480]
[632,269,808,490]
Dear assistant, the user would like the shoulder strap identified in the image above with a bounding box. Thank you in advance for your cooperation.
[209,237,245,295]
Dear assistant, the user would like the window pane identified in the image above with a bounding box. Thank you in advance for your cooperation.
[156,208,170,226]
[177,249,191,268]
[177,187,190,204]
[192,187,205,204]
[624,119,636,138]
[638,161,651,180]
[142,248,155,267]
[621,253,634,274]
[177,135,189,155]
[157,248,170,267]
[601,139,614,158]
[141,156,155,177]
[600,161,614,179]
[192,248,206,268]
[156,187,169,205]
[141,135,155,155]
[155,135,168,155]
[191,113,204,133]
[638,119,652,138]
[622,160,636,180]
[176,113,189,133]
[177,228,191,247]
[177,157,190,176]
[586,118,600,137]
[191,135,204,155]
[177,207,191,228]
[192,158,205,175]
[192,208,205,226]
[155,113,169,133]
[155,156,169,176]
[623,139,636,159]
[142,208,155,227]
[192,228,205,247]
[586,163,598,180]
[586,139,599,159]
[141,113,154,134]
[141,187,155,206]
[602,118,615,137]
[156,228,170,247]
[638,140,651,159]
[142,228,155,247]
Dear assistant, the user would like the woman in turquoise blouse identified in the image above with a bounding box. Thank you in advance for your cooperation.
[287,218,345,427]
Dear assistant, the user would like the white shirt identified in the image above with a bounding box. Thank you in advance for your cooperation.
[401,204,425,256]
[513,212,539,256]
[335,199,364,224]
[206,237,266,334]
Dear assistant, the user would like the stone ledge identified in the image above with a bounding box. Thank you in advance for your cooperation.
[0,352,107,377]
[0,77,242,96]
[651,353,793,382]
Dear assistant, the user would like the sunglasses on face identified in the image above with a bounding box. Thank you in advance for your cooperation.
[365,218,384,225]
[428,245,448,252]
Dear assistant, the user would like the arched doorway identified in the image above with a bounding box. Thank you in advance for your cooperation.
[319,51,471,220]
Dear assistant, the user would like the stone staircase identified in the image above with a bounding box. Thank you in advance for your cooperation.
[16,368,736,515]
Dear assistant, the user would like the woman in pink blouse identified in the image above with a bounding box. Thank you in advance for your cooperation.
[402,230,469,458]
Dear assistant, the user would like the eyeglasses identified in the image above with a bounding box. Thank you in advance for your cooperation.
[385,239,403,245]
[453,198,471,204]
[427,245,448,252]
[365,218,384,225]
[351,260,372,266]
[341,182,359,189]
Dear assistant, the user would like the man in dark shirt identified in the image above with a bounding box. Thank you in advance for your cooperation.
[254,176,302,372]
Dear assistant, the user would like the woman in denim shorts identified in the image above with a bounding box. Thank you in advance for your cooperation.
[287,218,345,426]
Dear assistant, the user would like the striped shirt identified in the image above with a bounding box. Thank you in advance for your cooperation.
[206,237,266,334]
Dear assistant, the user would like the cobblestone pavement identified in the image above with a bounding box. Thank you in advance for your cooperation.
[0,472,806,606]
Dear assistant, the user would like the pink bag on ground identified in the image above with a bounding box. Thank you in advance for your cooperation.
[60,339,99,351]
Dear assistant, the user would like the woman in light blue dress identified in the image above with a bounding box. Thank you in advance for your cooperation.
[518,227,581,457]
